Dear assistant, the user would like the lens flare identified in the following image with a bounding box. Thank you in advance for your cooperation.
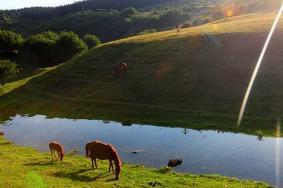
[237,2,283,126]
[225,9,234,17]
[275,119,281,188]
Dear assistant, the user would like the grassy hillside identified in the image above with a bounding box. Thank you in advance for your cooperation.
[1,12,283,135]
[0,135,271,187]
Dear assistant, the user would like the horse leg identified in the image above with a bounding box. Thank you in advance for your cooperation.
[91,158,94,169]
[50,150,53,160]
[94,158,98,169]
[108,160,113,173]
[109,160,115,174]
[57,151,60,160]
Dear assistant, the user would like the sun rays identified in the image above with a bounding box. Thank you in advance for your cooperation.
[237,2,283,126]
[275,119,281,188]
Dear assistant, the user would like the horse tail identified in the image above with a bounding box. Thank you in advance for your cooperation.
[49,143,54,151]
[60,147,65,161]
[85,143,90,157]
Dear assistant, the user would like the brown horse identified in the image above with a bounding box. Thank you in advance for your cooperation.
[49,142,65,161]
[0,131,4,136]
[86,141,122,180]
[114,63,127,79]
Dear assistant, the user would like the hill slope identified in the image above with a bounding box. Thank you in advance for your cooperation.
[2,12,283,135]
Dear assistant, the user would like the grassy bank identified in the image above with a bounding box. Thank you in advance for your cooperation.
[1,12,283,136]
[0,135,271,188]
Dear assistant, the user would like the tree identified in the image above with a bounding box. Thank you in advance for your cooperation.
[83,34,101,49]
[24,31,86,66]
[24,31,59,65]
[0,30,24,54]
[0,60,19,86]
[55,31,87,62]
[120,7,138,18]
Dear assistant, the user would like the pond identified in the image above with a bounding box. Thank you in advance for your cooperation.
[0,115,282,186]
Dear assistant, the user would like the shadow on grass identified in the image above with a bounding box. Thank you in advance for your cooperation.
[53,169,114,182]
[24,160,72,167]
[0,142,12,145]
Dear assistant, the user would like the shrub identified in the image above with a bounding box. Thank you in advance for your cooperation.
[0,30,24,54]
[83,34,101,49]
[24,31,86,66]
[120,7,138,18]
[0,60,19,86]
[138,29,157,35]
[55,31,87,62]
[24,31,59,65]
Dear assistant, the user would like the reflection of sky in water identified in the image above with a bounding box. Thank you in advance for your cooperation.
[1,115,282,186]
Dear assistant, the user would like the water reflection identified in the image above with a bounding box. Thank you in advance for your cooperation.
[0,115,282,186]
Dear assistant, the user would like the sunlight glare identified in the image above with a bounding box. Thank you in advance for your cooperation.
[226,9,234,17]
[237,2,283,126]
[275,119,281,188]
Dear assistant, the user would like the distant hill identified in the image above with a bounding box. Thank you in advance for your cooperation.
[0,0,223,41]
[1,12,283,135]
[6,0,277,41]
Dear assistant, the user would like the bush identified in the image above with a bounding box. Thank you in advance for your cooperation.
[0,60,19,86]
[182,22,193,28]
[24,31,86,66]
[138,29,157,35]
[120,7,138,17]
[83,34,101,49]
[55,31,87,62]
[24,31,59,65]
[159,11,181,25]
[0,30,24,54]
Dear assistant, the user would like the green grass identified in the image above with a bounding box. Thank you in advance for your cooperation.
[0,136,271,188]
[1,12,283,136]
[0,66,58,97]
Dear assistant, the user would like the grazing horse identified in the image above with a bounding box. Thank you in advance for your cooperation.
[86,141,122,180]
[49,142,65,161]
[176,24,181,35]
[114,63,127,79]
[0,131,4,136]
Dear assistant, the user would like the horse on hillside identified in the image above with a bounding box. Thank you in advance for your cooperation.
[86,141,122,180]
[114,63,127,79]
[49,142,65,161]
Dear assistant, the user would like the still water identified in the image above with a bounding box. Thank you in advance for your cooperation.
[1,115,282,186]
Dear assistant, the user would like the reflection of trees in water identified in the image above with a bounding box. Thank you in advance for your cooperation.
[255,130,264,141]
[0,107,17,122]
[183,128,188,135]
[121,122,132,127]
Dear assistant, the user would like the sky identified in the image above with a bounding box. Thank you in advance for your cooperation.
[0,0,81,10]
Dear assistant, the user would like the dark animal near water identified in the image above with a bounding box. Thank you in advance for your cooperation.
[0,131,4,136]
[49,142,65,161]
[114,63,127,79]
[168,159,182,167]
[86,141,122,180]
